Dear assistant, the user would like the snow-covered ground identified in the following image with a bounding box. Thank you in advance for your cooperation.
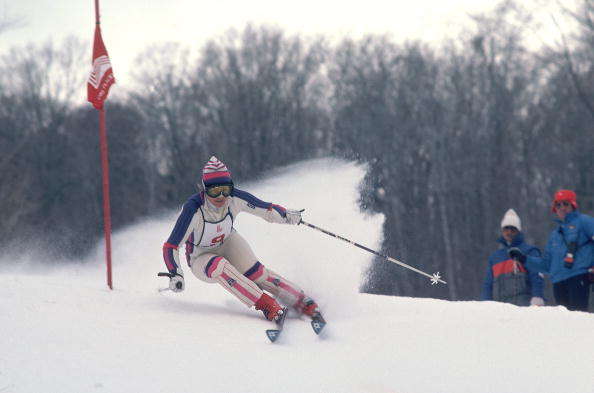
[1,158,594,393]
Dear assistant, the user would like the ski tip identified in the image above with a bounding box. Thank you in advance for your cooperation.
[311,312,326,335]
[266,329,281,342]
[266,307,288,343]
[311,319,326,335]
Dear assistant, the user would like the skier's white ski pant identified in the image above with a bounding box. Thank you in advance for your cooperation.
[190,231,304,308]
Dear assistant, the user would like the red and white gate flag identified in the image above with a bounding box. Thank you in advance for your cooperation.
[87,24,115,110]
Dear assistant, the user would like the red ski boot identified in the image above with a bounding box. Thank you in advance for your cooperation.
[296,294,326,335]
[255,293,284,321]
[295,294,320,317]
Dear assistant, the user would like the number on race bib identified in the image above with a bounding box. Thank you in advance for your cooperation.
[210,234,225,246]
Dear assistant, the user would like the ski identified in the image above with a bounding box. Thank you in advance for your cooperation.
[265,307,288,343]
[265,308,326,341]
[310,311,326,335]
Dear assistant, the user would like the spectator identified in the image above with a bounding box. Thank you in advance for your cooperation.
[481,208,544,306]
[509,190,594,311]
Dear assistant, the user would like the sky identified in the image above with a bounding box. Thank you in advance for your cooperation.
[1,158,594,393]
[0,0,575,86]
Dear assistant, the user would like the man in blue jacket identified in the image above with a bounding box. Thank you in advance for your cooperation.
[481,209,544,306]
[510,190,594,312]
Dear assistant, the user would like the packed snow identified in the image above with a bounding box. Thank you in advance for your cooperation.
[1,158,594,393]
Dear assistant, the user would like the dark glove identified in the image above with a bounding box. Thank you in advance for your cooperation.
[564,242,577,269]
[508,247,526,264]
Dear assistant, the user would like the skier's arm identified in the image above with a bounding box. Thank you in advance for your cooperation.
[163,200,200,275]
[525,239,552,274]
[231,188,299,224]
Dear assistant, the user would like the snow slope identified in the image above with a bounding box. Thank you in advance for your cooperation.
[1,158,594,393]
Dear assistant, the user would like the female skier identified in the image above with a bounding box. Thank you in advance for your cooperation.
[162,156,320,322]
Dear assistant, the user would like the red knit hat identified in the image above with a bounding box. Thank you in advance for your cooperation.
[551,189,577,213]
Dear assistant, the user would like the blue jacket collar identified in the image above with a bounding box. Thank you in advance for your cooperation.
[554,210,580,225]
[497,231,524,248]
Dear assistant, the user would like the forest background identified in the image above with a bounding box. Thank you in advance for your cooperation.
[1,0,593,302]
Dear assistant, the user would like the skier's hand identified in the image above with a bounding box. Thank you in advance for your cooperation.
[169,273,185,292]
[508,247,526,263]
[285,209,303,225]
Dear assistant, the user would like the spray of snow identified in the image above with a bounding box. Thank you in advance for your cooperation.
[1,158,593,393]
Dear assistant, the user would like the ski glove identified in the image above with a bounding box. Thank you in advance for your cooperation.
[285,209,303,225]
[508,247,526,263]
[169,273,185,292]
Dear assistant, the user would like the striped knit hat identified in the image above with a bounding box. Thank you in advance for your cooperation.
[202,156,233,188]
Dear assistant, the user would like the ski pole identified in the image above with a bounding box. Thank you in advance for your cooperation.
[300,220,447,285]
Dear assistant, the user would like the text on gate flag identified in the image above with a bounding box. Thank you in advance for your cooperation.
[87,24,115,110]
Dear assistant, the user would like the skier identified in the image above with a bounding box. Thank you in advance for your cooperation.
[162,156,320,322]
[509,190,594,311]
[480,208,544,306]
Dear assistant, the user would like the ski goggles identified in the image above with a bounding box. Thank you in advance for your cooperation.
[554,201,572,208]
[205,184,233,198]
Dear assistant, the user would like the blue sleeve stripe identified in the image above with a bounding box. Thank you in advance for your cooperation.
[166,194,202,246]
[232,189,274,210]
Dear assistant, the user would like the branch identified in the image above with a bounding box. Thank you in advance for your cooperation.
[552,13,594,121]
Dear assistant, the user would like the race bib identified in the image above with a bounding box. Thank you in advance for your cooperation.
[197,213,233,249]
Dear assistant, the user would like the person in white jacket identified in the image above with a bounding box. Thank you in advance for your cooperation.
[162,156,319,322]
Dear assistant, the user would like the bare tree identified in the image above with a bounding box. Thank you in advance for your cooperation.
[192,25,329,177]
[0,38,90,255]
[554,0,594,120]
[129,43,199,201]
[130,25,330,200]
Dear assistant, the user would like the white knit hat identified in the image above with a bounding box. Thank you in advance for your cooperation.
[500,208,521,231]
